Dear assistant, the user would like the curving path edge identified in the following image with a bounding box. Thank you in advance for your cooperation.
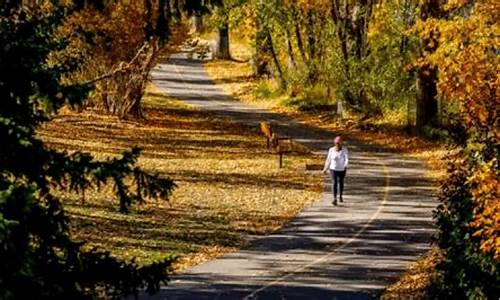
[136,50,437,300]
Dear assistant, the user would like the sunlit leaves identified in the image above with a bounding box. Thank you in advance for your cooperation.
[416,0,500,297]
[39,94,323,271]
[414,0,499,135]
[468,159,500,260]
[416,0,499,247]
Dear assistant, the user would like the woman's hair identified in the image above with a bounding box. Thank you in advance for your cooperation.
[335,136,343,150]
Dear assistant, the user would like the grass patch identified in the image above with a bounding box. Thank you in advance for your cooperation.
[37,86,323,271]
[204,60,289,110]
[284,85,336,112]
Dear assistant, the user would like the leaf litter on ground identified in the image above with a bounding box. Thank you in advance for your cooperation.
[37,86,323,271]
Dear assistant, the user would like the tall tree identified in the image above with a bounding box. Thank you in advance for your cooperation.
[284,26,297,69]
[205,0,248,60]
[210,0,232,59]
[0,1,202,297]
[192,13,204,32]
[415,0,444,130]
[414,0,499,297]
[330,0,376,111]
[253,0,285,82]
[58,0,189,118]
[254,7,272,76]
[215,11,231,59]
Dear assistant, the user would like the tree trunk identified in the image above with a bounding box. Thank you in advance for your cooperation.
[192,14,203,32]
[266,29,285,88]
[331,0,353,106]
[306,10,319,83]
[173,0,181,21]
[306,11,316,60]
[416,67,438,129]
[399,0,416,56]
[143,0,154,39]
[254,6,271,77]
[284,27,296,69]
[353,2,365,59]
[127,85,145,119]
[415,0,444,131]
[293,13,307,62]
[156,0,169,40]
[214,22,230,59]
[100,84,110,113]
[330,1,349,73]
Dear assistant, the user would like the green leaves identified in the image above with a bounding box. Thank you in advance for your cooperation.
[0,3,185,298]
[431,152,500,298]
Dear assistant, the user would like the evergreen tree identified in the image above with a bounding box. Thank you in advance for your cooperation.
[0,2,186,298]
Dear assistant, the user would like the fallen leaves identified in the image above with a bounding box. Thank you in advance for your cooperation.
[38,87,323,271]
[382,247,443,299]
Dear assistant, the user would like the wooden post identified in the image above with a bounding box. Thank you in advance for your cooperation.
[278,145,283,168]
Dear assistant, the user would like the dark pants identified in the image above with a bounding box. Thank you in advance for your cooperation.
[330,170,346,199]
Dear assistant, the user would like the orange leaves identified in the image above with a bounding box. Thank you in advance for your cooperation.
[415,1,499,132]
[468,159,500,260]
[415,1,499,262]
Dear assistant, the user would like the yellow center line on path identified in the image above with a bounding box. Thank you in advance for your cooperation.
[164,56,391,299]
[242,158,391,299]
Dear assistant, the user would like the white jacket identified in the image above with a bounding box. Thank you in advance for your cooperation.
[323,146,349,172]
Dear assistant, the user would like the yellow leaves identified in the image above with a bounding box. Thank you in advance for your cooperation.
[415,1,499,132]
[38,87,322,269]
[285,0,330,13]
[367,2,393,41]
[468,159,500,260]
[443,0,468,11]
[383,247,443,297]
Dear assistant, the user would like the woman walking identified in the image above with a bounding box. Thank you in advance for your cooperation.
[322,136,349,205]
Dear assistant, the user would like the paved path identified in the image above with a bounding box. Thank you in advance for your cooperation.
[142,51,436,299]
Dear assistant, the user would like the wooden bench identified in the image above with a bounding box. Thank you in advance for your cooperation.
[260,122,291,147]
[259,121,293,168]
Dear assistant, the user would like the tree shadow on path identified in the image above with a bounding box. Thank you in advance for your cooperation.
[136,53,438,299]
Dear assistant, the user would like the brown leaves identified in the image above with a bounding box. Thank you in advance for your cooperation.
[38,86,322,270]
[382,247,444,299]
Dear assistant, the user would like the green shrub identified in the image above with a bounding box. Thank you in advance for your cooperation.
[252,79,281,100]
[285,85,336,112]
[0,4,176,298]
[429,153,500,299]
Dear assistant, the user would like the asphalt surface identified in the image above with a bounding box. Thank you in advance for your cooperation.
[134,50,436,299]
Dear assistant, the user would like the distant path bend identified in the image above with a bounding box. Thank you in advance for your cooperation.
[141,50,436,299]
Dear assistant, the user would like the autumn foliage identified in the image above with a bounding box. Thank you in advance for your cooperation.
[55,0,188,118]
[414,0,499,297]
[0,1,196,298]
[224,0,499,296]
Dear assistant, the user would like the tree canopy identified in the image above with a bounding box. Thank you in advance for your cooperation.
[0,1,198,298]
